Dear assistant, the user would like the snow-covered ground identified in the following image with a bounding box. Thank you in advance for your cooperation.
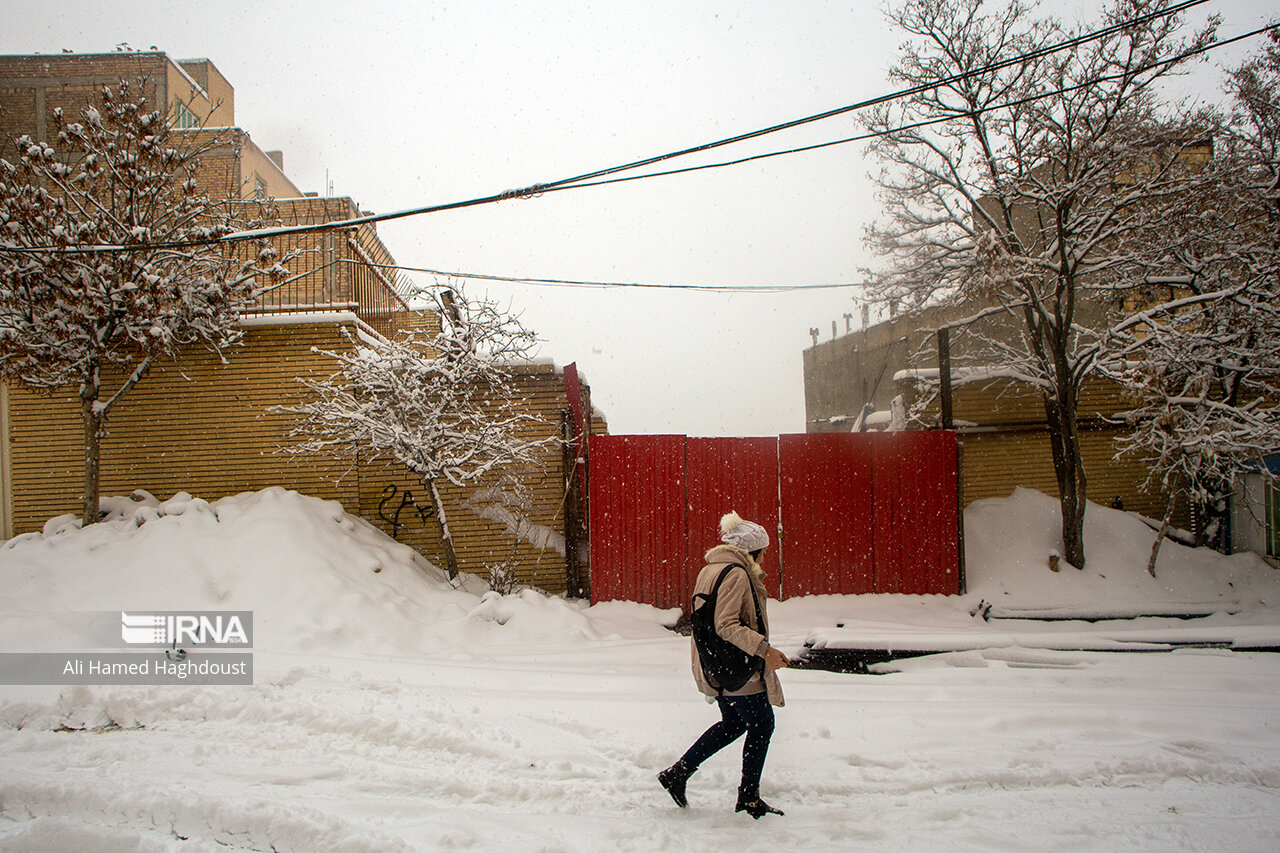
[2,486,1279,851]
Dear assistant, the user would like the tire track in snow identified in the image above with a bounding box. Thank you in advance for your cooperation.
[0,778,413,852]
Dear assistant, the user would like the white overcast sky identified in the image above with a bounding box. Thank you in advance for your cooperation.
[2,1,1274,435]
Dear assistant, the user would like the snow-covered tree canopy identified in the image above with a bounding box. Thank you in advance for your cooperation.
[278,287,551,579]
[864,0,1228,569]
[0,82,280,393]
[866,0,1219,319]
[1098,28,1280,556]
[0,80,284,524]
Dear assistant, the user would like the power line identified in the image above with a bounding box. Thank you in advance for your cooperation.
[336,18,1278,297]
[559,21,1279,195]
[0,0,1219,255]
[339,259,867,292]
[533,0,1216,191]
[213,0,1220,243]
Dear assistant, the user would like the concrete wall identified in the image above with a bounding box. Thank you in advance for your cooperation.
[803,300,1023,431]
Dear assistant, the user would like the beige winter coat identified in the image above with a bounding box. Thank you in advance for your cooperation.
[689,544,785,707]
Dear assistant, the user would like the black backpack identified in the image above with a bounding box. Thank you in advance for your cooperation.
[691,564,766,694]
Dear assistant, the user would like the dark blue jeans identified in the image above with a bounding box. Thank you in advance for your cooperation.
[679,691,775,793]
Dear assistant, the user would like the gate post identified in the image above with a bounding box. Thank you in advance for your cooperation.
[775,438,784,600]
[563,410,587,599]
[938,326,954,431]
[956,440,966,595]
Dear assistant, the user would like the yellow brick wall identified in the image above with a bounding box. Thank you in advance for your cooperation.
[939,375,1140,429]
[907,373,1190,527]
[41,84,107,139]
[0,53,592,589]
[174,58,234,127]
[0,53,410,339]
[4,322,361,532]
[0,53,229,139]
[957,428,1179,523]
[0,86,36,137]
[0,53,173,143]
[237,132,303,200]
[2,323,595,593]
[353,364,593,593]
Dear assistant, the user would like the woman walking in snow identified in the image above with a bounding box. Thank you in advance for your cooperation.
[658,511,789,818]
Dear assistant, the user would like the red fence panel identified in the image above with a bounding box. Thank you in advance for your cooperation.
[587,434,688,610]
[686,437,781,597]
[871,432,904,593]
[779,433,875,598]
[867,431,960,594]
[898,430,960,594]
[589,431,960,608]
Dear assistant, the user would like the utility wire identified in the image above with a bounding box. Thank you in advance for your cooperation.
[559,21,1279,195]
[529,0,1215,191]
[0,0,1218,255]
[339,259,865,292]
[213,0,1221,243]
[334,20,1276,295]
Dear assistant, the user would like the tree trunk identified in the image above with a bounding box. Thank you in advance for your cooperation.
[1147,492,1175,578]
[76,355,154,527]
[426,477,460,580]
[1044,391,1087,569]
[1195,480,1232,554]
[80,389,103,527]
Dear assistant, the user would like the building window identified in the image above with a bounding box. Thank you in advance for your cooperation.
[1267,479,1280,559]
[253,175,268,201]
[173,100,199,129]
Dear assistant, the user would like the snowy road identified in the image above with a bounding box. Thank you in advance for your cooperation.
[3,487,1280,850]
[3,641,1279,852]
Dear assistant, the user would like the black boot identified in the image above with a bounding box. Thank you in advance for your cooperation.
[658,760,693,807]
[735,787,784,819]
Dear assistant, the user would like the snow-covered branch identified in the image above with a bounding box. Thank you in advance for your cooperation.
[0,80,282,524]
[863,0,1228,569]
[275,287,552,579]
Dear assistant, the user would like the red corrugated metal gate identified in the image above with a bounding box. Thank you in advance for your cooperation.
[588,432,961,610]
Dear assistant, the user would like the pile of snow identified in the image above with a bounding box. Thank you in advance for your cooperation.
[965,487,1280,617]
[0,487,677,660]
[7,485,1280,663]
[3,486,1280,850]
[800,487,1280,656]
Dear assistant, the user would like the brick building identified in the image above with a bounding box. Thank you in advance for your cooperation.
[0,51,599,593]
[800,140,1268,546]
[801,305,1180,526]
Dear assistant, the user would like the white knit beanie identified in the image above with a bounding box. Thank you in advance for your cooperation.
[719,510,769,552]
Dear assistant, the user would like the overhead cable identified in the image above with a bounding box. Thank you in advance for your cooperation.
[0,0,1217,255]
[527,0,1216,191]
[338,20,1278,296]
[340,259,867,292]
[210,0,1221,243]
[559,21,1278,194]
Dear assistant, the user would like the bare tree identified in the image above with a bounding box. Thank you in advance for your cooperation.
[1101,29,1280,571]
[1102,288,1280,573]
[0,81,281,525]
[277,287,550,580]
[864,0,1218,568]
